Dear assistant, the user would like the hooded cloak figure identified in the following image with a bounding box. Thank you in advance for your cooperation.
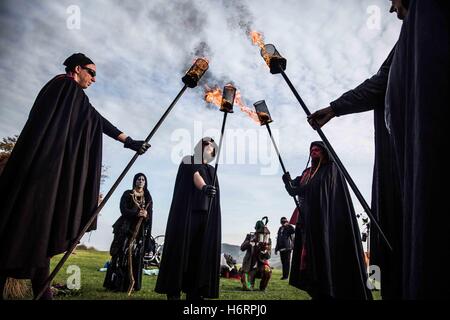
[384,0,449,299]
[0,53,149,299]
[155,137,221,300]
[103,173,153,293]
[306,1,410,299]
[283,142,372,300]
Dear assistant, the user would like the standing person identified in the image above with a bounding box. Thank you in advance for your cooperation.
[0,53,149,300]
[283,142,372,300]
[104,173,153,293]
[383,0,449,299]
[308,0,450,299]
[306,1,409,299]
[155,137,221,300]
[275,217,295,280]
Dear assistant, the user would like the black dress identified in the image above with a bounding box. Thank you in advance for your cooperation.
[289,142,372,300]
[103,189,153,292]
[155,154,221,299]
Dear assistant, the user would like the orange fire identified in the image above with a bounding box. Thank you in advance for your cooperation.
[249,31,265,49]
[204,85,222,108]
[203,85,260,124]
[249,31,270,67]
[234,91,260,124]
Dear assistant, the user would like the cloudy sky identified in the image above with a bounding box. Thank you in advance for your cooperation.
[0,0,401,250]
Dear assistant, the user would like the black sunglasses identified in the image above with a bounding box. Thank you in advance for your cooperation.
[81,66,96,77]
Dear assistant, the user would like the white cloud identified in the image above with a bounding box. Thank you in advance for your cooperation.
[0,0,401,249]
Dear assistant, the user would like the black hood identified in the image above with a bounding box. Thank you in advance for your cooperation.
[132,172,149,193]
[310,141,331,162]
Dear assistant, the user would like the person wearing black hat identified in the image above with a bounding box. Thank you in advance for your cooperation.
[275,217,295,280]
[0,53,149,300]
[282,142,372,300]
[155,137,221,300]
[103,173,153,293]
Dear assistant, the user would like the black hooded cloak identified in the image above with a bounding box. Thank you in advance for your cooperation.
[329,47,403,299]
[385,0,449,299]
[289,142,372,300]
[0,74,122,278]
[103,173,153,292]
[155,138,221,299]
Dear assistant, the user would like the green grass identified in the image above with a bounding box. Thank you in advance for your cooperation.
[45,249,380,300]
[47,249,309,300]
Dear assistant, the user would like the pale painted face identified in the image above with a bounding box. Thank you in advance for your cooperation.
[203,141,215,163]
[135,175,146,189]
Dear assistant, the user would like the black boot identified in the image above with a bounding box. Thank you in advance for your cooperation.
[167,293,181,300]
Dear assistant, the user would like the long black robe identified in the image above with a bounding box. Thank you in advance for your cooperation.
[103,187,153,292]
[385,0,449,299]
[330,48,403,299]
[155,155,221,298]
[0,75,119,278]
[289,143,372,300]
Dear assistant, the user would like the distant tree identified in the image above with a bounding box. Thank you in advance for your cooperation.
[0,135,18,174]
[0,135,18,160]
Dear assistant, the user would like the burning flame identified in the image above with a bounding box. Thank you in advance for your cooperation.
[234,91,260,124]
[249,31,265,49]
[249,31,271,67]
[203,85,260,124]
[204,85,222,108]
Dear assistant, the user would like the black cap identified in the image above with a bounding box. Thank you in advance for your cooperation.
[63,53,94,72]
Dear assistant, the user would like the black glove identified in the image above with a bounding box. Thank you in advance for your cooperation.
[282,172,297,196]
[282,172,292,185]
[124,136,150,155]
[202,184,216,198]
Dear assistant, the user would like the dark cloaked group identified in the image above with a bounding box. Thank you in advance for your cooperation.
[0,0,448,300]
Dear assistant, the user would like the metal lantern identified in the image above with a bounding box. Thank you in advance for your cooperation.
[253,100,273,125]
[182,58,209,88]
[260,44,286,74]
[220,84,236,113]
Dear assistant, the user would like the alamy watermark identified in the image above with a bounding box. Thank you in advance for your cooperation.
[66,5,81,30]
[366,264,381,290]
[366,5,381,30]
[170,120,280,175]
[66,265,81,290]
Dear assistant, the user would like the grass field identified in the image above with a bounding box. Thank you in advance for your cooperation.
[46,248,309,300]
[10,248,379,300]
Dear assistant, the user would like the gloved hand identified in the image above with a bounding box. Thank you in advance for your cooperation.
[282,172,292,185]
[307,106,336,130]
[282,172,297,196]
[124,136,150,155]
[202,184,217,198]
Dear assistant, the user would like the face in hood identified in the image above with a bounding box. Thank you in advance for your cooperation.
[133,172,149,192]
[193,137,218,164]
[309,141,330,163]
